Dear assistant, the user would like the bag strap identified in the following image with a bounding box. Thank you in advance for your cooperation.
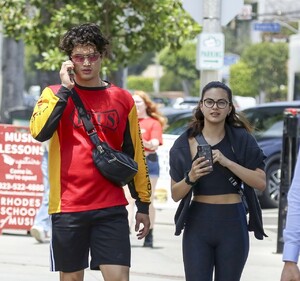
[70,89,101,148]
[194,134,206,146]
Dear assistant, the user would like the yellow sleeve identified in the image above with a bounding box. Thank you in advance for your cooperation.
[126,106,151,214]
[30,86,70,141]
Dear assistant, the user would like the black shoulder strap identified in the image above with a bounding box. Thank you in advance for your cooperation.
[70,89,101,147]
[195,134,207,145]
[70,89,94,132]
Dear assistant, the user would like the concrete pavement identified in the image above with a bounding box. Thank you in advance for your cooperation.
[0,208,283,281]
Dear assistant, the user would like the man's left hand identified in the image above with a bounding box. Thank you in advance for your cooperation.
[134,212,150,239]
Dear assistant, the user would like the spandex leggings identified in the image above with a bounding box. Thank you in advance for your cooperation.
[183,201,249,281]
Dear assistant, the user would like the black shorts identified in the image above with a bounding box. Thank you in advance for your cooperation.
[50,206,130,272]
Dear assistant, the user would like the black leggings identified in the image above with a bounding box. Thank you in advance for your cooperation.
[183,201,249,281]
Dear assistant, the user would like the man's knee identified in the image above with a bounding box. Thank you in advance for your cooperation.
[60,270,84,281]
[100,264,129,281]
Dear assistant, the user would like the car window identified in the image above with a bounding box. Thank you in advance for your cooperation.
[242,107,286,139]
[165,116,192,135]
[258,120,284,138]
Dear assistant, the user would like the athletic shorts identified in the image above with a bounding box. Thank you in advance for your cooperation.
[50,205,130,272]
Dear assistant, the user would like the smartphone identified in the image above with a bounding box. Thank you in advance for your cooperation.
[67,68,75,82]
[197,144,213,172]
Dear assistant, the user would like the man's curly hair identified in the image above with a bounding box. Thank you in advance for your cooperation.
[59,23,109,57]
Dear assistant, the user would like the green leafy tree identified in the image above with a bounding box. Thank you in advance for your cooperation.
[229,42,288,101]
[0,0,200,122]
[237,42,288,102]
[127,76,153,92]
[159,41,200,96]
[0,0,200,74]
[229,61,256,97]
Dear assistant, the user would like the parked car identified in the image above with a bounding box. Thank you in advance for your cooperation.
[157,101,300,209]
[171,97,199,109]
[242,101,300,208]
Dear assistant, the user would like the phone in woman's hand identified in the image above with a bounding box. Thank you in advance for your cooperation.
[197,144,213,172]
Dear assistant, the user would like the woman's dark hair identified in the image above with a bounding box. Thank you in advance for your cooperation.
[59,23,109,57]
[189,81,253,137]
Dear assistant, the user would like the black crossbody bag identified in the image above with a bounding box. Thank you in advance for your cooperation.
[70,89,138,187]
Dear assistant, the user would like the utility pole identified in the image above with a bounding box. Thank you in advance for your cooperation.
[287,21,300,101]
[183,0,244,94]
[200,0,222,90]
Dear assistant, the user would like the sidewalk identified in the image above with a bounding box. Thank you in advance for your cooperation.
[0,209,283,281]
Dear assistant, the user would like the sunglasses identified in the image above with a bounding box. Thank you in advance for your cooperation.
[71,53,100,64]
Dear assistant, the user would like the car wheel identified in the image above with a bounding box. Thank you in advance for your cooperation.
[259,162,281,208]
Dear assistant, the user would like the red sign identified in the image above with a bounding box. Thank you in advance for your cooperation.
[0,124,43,233]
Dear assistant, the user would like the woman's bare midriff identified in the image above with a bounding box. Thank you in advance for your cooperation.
[193,194,241,204]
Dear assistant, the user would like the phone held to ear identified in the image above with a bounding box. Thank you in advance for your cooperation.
[67,69,75,82]
[197,144,213,172]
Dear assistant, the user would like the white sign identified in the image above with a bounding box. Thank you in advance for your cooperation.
[197,33,224,70]
[182,0,244,26]
[154,134,179,209]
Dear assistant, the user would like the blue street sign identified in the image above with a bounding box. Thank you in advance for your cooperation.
[253,22,281,33]
[224,54,240,66]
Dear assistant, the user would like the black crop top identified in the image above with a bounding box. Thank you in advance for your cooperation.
[193,134,241,196]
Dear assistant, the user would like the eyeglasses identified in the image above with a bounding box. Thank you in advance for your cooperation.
[71,53,100,64]
[202,98,230,109]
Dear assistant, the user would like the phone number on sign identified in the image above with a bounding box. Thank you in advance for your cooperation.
[0,182,44,192]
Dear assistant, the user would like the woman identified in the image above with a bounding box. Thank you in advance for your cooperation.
[130,90,167,247]
[170,81,267,281]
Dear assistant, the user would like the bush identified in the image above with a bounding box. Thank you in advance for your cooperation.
[127,76,154,92]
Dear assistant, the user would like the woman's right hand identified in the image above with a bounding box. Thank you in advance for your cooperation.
[171,156,212,202]
[188,156,212,182]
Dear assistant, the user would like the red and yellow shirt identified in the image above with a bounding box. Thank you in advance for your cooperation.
[30,82,151,214]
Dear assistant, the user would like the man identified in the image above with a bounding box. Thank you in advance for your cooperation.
[30,23,151,281]
[280,150,300,281]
